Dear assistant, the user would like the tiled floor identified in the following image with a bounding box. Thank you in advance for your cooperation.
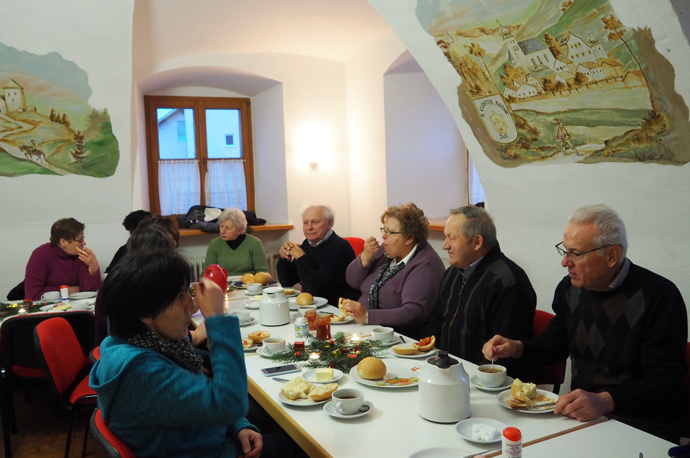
[1,381,107,458]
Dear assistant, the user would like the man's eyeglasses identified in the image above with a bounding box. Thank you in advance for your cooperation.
[380,227,402,236]
[555,242,610,261]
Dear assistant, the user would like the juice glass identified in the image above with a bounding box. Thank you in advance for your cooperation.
[315,313,332,340]
[305,309,317,331]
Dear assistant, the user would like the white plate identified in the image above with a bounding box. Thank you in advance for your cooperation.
[349,359,421,388]
[70,291,97,299]
[329,315,354,325]
[497,388,558,413]
[245,291,298,298]
[302,368,344,384]
[232,280,278,290]
[389,346,437,359]
[323,400,373,419]
[470,374,514,392]
[276,390,330,407]
[40,304,54,311]
[408,447,471,458]
[243,345,257,353]
[227,276,243,282]
[239,317,257,327]
[455,417,507,443]
[369,335,403,347]
[256,346,286,358]
[288,297,328,311]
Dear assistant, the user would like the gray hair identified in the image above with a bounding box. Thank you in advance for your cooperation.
[218,208,247,234]
[302,205,334,223]
[450,206,498,249]
[568,204,628,258]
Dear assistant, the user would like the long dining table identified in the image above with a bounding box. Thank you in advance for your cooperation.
[193,288,678,458]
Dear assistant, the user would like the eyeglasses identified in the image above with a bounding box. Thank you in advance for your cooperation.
[380,227,402,236]
[219,226,235,232]
[72,236,85,243]
[555,242,610,261]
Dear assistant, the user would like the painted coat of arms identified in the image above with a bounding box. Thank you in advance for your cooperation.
[417,0,690,166]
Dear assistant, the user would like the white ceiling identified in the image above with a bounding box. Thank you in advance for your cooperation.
[133,0,398,68]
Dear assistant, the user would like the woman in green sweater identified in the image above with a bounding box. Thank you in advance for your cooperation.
[204,208,269,276]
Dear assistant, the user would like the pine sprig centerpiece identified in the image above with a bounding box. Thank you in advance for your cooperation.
[270,331,384,372]
[0,300,46,318]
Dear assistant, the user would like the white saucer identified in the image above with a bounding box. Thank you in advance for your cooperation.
[245,302,260,310]
[256,346,285,358]
[389,346,437,359]
[323,400,373,419]
[239,317,257,327]
[470,374,514,392]
[370,335,402,347]
[243,345,257,353]
[70,291,98,299]
[302,368,344,384]
[455,417,506,443]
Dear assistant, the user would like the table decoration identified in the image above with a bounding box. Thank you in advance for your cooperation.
[0,299,46,318]
[270,332,384,372]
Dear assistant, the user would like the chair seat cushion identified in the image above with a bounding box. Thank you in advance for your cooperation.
[12,366,45,378]
[70,376,97,405]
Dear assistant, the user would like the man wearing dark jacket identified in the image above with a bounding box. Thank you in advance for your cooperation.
[429,206,536,381]
[277,205,359,305]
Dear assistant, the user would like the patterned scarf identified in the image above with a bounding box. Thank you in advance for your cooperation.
[128,330,203,374]
[368,259,405,310]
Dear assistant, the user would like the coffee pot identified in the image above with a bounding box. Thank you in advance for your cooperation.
[418,351,470,423]
[260,286,290,326]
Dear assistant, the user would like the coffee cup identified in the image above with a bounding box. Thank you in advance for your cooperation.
[372,326,394,343]
[230,310,251,323]
[70,299,91,311]
[333,388,364,415]
[41,291,60,302]
[298,305,316,317]
[476,364,507,387]
[263,337,287,354]
[247,283,263,295]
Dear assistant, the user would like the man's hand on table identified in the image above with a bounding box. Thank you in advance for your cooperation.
[237,428,262,458]
[193,278,225,318]
[341,299,368,323]
[554,389,614,421]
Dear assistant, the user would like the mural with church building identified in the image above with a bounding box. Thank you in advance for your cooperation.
[0,43,119,177]
[417,0,690,166]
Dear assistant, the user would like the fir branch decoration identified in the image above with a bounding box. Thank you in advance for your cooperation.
[270,331,385,372]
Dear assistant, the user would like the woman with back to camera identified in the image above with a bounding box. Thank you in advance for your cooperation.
[24,217,101,300]
[342,203,445,340]
[203,208,269,276]
[91,250,305,458]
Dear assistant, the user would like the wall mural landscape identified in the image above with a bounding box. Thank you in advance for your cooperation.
[0,43,119,177]
[416,0,690,167]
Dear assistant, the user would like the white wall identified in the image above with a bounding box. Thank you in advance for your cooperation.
[0,0,133,297]
[369,0,690,329]
[384,71,467,216]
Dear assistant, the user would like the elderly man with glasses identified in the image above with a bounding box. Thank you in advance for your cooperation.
[484,204,687,443]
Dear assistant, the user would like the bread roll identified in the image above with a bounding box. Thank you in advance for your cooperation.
[241,273,256,284]
[357,357,387,380]
[296,292,314,305]
[392,344,419,355]
[308,383,338,402]
[255,271,272,286]
[281,377,315,400]
[284,288,296,295]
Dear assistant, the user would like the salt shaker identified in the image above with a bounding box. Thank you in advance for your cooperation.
[60,285,70,303]
[294,316,309,338]
[502,427,522,458]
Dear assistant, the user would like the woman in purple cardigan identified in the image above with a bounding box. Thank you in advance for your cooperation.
[342,203,445,340]
[24,218,101,301]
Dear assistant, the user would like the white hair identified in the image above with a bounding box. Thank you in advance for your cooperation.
[302,205,334,223]
[569,204,628,258]
[218,208,247,234]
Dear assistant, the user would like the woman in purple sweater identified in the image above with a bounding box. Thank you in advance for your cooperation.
[24,218,101,300]
[342,203,445,340]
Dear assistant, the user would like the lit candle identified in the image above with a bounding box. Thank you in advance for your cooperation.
[18,308,27,314]
[309,352,320,361]
[350,333,360,342]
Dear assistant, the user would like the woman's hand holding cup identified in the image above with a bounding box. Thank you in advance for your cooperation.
[194,277,225,318]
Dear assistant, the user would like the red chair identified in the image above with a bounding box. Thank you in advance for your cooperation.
[344,237,365,257]
[90,409,136,458]
[532,310,567,394]
[681,342,690,439]
[0,311,94,458]
[34,317,98,458]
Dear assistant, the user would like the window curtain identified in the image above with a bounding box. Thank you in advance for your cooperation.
[468,155,486,205]
[158,159,201,215]
[205,159,247,210]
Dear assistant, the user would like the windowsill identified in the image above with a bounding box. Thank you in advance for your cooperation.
[428,217,447,232]
[179,223,294,237]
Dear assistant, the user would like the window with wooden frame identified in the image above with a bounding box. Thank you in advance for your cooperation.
[144,95,255,216]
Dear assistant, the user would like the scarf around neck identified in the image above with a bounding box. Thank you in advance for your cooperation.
[127,330,203,374]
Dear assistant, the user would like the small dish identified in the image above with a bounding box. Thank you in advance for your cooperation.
[70,291,98,300]
[369,335,402,347]
[497,388,558,413]
[239,317,257,327]
[470,375,514,392]
[329,316,354,325]
[323,400,373,419]
[40,304,54,311]
[389,346,437,359]
[256,346,287,358]
[288,297,328,311]
[245,302,260,310]
[302,368,344,384]
[276,391,329,407]
[455,417,507,443]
